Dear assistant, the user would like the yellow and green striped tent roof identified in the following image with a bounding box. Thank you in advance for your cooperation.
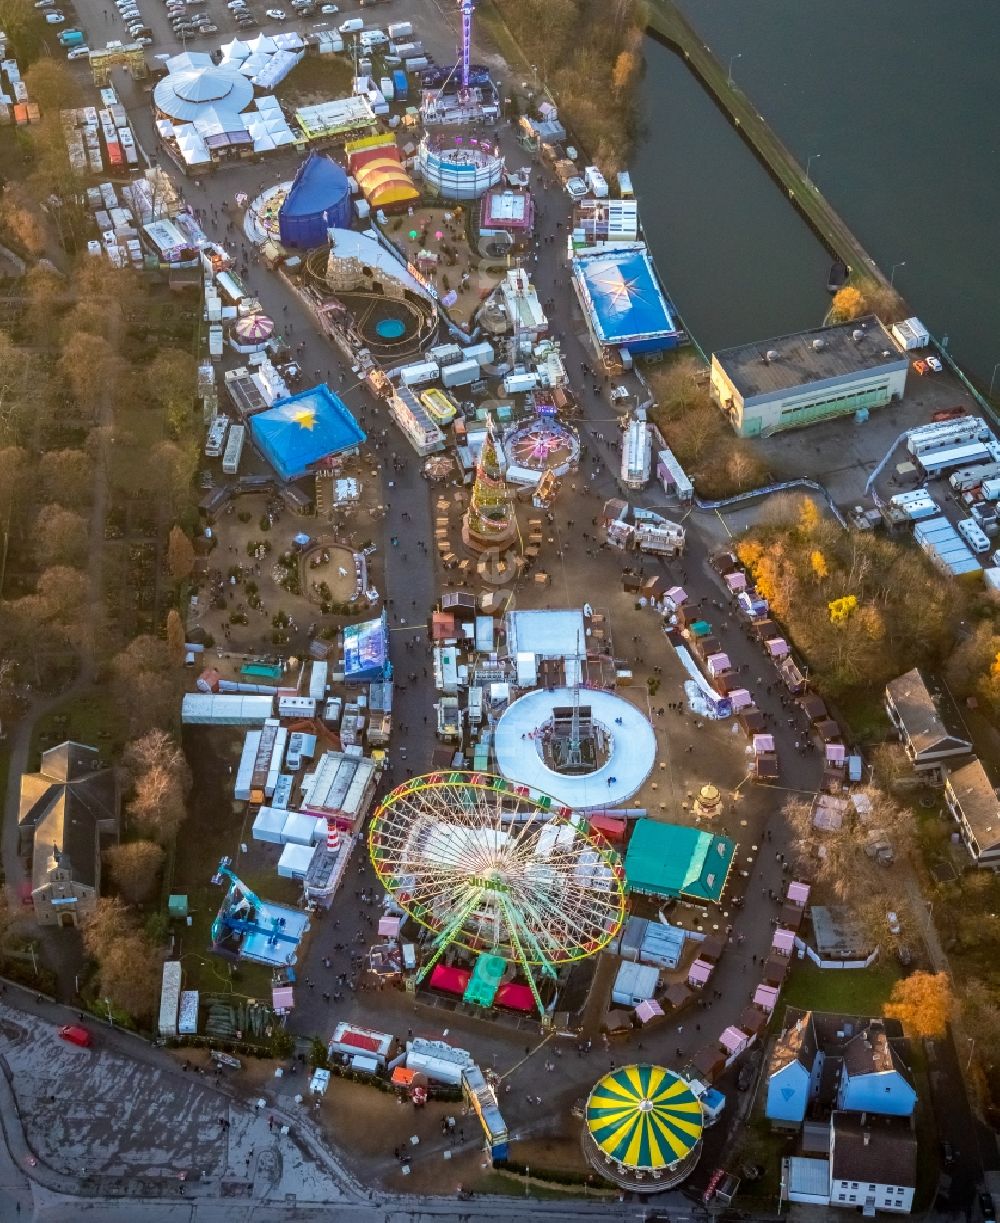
[585,1064,703,1171]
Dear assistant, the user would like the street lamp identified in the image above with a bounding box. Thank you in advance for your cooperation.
[890,260,906,288]
[524,1164,530,1196]
[805,152,820,186]
[105,997,113,1025]
[727,51,742,86]
[989,362,1000,398]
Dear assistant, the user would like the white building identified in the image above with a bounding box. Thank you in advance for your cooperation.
[710,315,908,438]
[784,1113,917,1215]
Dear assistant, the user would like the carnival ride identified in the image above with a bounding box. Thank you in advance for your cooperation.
[367,771,626,1016]
[504,416,580,478]
[210,857,310,966]
[494,686,657,809]
[420,387,458,425]
[583,1065,704,1192]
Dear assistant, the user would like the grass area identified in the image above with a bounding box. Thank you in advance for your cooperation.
[275,54,353,107]
[169,730,302,1000]
[30,689,127,771]
[728,1115,792,1210]
[834,687,891,744]
[780,959,902,1017]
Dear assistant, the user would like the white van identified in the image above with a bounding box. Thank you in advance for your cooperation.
[360,28,388,48]
[338,16,363,33]
[957,516,991,554]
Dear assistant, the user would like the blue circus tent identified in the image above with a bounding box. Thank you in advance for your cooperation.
[278,152,352,249]
[249,386,366,482]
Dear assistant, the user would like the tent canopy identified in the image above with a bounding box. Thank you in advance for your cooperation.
[586,1065,703,1172]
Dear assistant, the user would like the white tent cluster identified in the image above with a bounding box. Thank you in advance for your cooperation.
[242,94,297,153]
[219,32,305,90]
[156,94,297,165]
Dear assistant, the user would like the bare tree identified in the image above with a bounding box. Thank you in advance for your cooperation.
[103,841,165,904]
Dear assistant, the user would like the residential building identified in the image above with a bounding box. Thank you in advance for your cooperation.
[944,758,1000,869]
[766,1010,822,1129]
[710,315,908,438]
[829,1112,917,1214]
[18,742,119,928]
[784,1114,918,1215]
[838,1027,917,1116]
[765,1010,915,1129]
[884,669,972,779]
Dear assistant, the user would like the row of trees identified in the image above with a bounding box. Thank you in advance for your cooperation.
[647,356,771,499]
[500,0,645,172]
[735,497,961,696]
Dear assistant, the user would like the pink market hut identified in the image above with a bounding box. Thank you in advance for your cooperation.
[718,1025,750,1064]
[772,927,796,957]
[687,958,714,990]
[753,983,780,1015]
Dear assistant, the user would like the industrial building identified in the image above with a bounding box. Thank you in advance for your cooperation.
[710,316,908,438]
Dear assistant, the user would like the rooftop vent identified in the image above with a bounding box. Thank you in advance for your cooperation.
[766,349,780,361]
[812,338,825,350]
[852,329,865,342]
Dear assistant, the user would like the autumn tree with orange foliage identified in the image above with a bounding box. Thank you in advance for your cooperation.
[884,971,953,1038]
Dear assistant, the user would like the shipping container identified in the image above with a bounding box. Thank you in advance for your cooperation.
[222,424,245,474]
[398,360,439,388]
[441,359,481,388]
[387,20,413,39]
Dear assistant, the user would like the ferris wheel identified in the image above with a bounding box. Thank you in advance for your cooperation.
[368,771,626,1013]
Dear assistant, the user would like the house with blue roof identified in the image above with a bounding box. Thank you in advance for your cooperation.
[837,1028,916,1117]
[765,1010,917,1131]
[766,1010,822,1129]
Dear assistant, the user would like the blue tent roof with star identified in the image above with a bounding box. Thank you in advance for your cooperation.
[250,385,366,482]
[571,246,683,351]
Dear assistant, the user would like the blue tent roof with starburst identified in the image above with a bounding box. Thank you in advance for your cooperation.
[249,385,366,482]
[572,247,683,352]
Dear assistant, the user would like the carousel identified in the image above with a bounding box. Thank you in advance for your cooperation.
[503,414,580,480]
[244,182,291,245]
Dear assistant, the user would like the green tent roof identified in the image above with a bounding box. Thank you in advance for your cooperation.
[624,820,735,903]
[464,951,505,1007]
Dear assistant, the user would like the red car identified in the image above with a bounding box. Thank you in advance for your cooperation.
[58,1025,92,1048]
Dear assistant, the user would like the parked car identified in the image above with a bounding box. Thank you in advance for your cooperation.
[44,11,67,22]
[66,44,91,58]
[320,2,338,9]
[565,176,588,199]
[265,8,287,18]
[886,911,901,936]
[58,1025,93,1048]
[979,1192,996,1221]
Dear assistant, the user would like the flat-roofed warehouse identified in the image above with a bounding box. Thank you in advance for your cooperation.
[710,315,908,438]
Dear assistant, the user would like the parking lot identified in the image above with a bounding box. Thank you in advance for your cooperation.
[62,0,472,68]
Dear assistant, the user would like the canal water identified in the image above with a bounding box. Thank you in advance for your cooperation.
[633,0,1000,384]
